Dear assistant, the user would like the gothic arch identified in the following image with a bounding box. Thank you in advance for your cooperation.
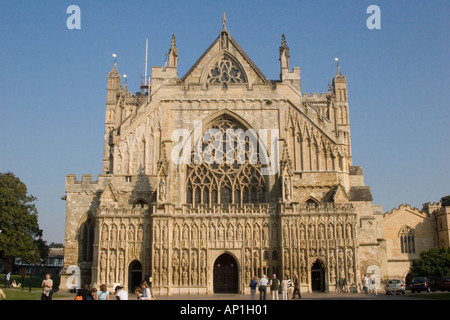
[128,260,142,292]
[185,112,267,206]
[211,250,241,271]
[213,252,240,293]
[78,212,95,263]
[310,258,326,292]
[305,197,320,206]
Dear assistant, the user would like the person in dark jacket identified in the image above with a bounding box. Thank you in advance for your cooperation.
[269,274,280,300]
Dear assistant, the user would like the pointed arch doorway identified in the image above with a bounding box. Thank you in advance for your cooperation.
[311,260,326,292]
[213,253,239,293]
[128,260,142,292]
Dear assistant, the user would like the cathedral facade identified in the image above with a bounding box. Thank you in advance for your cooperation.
[60,20,388,295]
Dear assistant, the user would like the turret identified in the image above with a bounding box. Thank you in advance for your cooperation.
[150,35,178,91]
[103,61,121,174]
[332,63,348,104]
[332,63,349,126]
[106,61,121,105]
[279,34,301,92]
[332,62,352,165]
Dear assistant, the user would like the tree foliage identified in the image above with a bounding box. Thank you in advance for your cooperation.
[441,195,450,207]
[49,242,64,248]
[410,247,450,277]
[0,172,41,265]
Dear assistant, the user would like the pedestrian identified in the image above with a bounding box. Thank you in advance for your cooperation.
[292,275,301,299]
[96,284,110,300]
[269,273,280,300]
[0,288,6,300]
[281,276,289,300]
[287,275,292,300]
[335,278,341,293]
[90,287,98,300]
[4,271,11,288]
[249,276,258,300]
[115,285,128,300]
[139,281,152,300]
[77,284,93,300]
[134,286,142,299]
[362,275,369,294]
[368,276,373,294]
[258,274,268,300]
[369,276,377,295]
[41,274,53,300]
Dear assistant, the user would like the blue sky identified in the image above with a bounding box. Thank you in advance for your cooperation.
[0,1,449,244]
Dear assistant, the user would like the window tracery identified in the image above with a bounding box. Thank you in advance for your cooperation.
[186,116,265,206]
[399,226,415,253]
[207,56,246,84]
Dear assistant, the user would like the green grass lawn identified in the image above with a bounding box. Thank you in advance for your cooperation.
[409,292,450,300]
[1,273,73,300]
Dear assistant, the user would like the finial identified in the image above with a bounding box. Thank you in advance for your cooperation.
[333,57,346,81]
[168,34,178,68]
[171,34,176,49]
[108,53,119,76]
[280,33,289,53]
[334,57,342,75]
[222,12,227,31]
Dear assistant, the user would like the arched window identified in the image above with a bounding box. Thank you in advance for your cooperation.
[399,226,415,253]
[81,216,95,261]
[133,199,147,209]
[305,198,319,207]
[272,250,278,261]
[186,115,266,206]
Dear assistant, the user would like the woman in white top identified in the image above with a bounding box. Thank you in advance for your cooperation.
[139,281,152,300]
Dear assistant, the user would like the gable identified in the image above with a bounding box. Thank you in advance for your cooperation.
[182,30,268,85]
[322,184,349,203]
[100,182,118,204]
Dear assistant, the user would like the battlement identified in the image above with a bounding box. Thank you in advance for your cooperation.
[383,203,424,216]
[302,92,328,98]
[65,174,110,192]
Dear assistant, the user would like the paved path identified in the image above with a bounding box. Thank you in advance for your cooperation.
[55,290,427,300]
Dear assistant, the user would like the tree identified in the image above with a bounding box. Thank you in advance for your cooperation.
[441,195,450,207]
[410,247,450,278]
[0,172,41,270]
[49,242,64,248]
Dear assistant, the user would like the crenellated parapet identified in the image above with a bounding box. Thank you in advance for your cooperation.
[65,174,110,192]
[383,203,424,217]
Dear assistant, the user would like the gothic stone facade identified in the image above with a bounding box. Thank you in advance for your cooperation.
[61,22,387,294]
[383,202,450,282]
